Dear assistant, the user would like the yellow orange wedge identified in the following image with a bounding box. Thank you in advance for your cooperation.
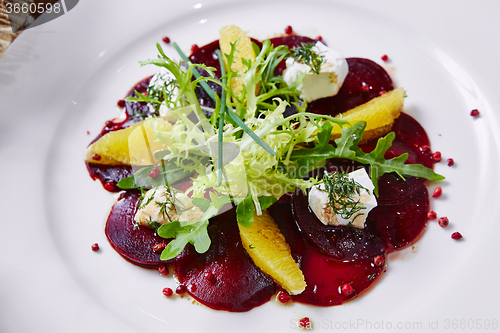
[239,210,306,295]
[331,87,405,142]
[84,118,172,165]
[219,25,256,98]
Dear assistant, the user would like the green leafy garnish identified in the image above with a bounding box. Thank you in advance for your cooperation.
[290,42,326,75]
[235,194,277,227]
[117,163,192,190]
[321,171,368,220]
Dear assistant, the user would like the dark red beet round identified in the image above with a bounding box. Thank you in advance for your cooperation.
[175,209,278,312]
[86,163,133,193]
[105,192,175,267]
[369,186,429,251]
[307,58,394,116]
[293,188,385,260]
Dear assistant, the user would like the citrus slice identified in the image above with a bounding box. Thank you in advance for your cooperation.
[84,118,172,165]
[331,87,405,142]
[238,210,306,295]
[219,25,256,98]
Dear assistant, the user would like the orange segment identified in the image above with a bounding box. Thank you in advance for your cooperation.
[332,87,405,142]
[84,118,172,165]
[239,210,306,295]
[219,25,256,98]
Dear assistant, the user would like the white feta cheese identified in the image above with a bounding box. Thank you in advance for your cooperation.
[308,168,377,229]
[134,185,204,228]
[283,41,348,102]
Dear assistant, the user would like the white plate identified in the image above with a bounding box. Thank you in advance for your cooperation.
[1,0,500,332]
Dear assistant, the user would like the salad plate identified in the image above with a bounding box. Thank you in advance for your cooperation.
[1,0,500,332]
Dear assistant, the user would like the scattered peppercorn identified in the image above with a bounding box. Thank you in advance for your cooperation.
[91,243,99,251]
[153,243,166,252]
[162,287,173,297]
[378,90,387,95]
[284,25,293,34]
[431,151,442,163]
[427,210,437,220]
[176,284,187,294]
[103,182,115,191]
[360,84,370,92]
[117,99,126,108]
[470,109,480,117]
[447,158,455,167]
[316,36,323,42]
[188,284,197,292]
[374,255,385,267]
[162,36,170,44]
[438,217,449,227]
[158,265,169,276]
[451,232,463,240]
[341,283,353,296]
[298,317,311,330]
[381,54,389,62]
[432,186,443,198]
[191,44,199,54]
[91,154,101,161]
[278,291,290,303]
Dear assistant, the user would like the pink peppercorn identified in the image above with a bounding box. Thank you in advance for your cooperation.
[438,217,449,227]
[451,232,463,240]
[447,158,455,167]
[191,44,199,54]
[299,317,311,329]
[176,285,186,294]
[278,291,290,303]
[117,99,126,108]
[91,243,99,251]
[470,109,480,117]
[162,287,173,297]
[432,186,443,198]
[153,243,166,252]
[103,182,115,191]
[374,255,385,267]
[431,151,442,162]
[381,54,389,62]
[162,36,170,44]
[158,265,168,276]
[378,90,387,95]
[316,36,323,42]
[284,25,293,34]
[341,283,353,296]
[427,210,437,220]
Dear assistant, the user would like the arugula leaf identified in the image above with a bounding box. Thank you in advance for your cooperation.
[290,120,445,196]
[157,220,210,260]
[117,163,192,190]
[236,194,278,227]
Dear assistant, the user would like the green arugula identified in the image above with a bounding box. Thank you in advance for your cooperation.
[290,121,445,196]
[157,192,231,260]
[236,194,278,227]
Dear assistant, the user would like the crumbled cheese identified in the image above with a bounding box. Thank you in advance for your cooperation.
[283,41,348,102]
[308,168,377,229]
[134,185,204,228]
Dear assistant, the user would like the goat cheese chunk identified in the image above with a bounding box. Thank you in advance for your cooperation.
[308,169,377,229]
[134,185,204,228]
[283,41,348,103]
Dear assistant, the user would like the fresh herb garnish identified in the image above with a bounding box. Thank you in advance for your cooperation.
[290,42,326,75]
[321,171,368,220]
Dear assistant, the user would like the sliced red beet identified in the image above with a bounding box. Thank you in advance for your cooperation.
[293,188,385,260]
[105,192,175,267]
[175,208,278,312]
[369,186,429,251]
[292,248,384,306]
[307,58,394,116]
[269,35,318,76]
[86,163,132,193]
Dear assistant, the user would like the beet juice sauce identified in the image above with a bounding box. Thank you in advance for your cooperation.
[86,36,434,312]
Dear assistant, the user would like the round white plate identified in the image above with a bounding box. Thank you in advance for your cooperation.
[2,0,500,332]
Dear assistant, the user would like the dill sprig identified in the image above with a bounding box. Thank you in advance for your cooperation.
[291,42,326,75]
[321,171,368,220]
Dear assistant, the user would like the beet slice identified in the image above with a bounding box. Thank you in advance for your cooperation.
[292,248,384,306]
[175,208,278,312]
[369,186,429,251]
[105,192,174,267]
[293,188,385,260]
[307,58,394,116]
